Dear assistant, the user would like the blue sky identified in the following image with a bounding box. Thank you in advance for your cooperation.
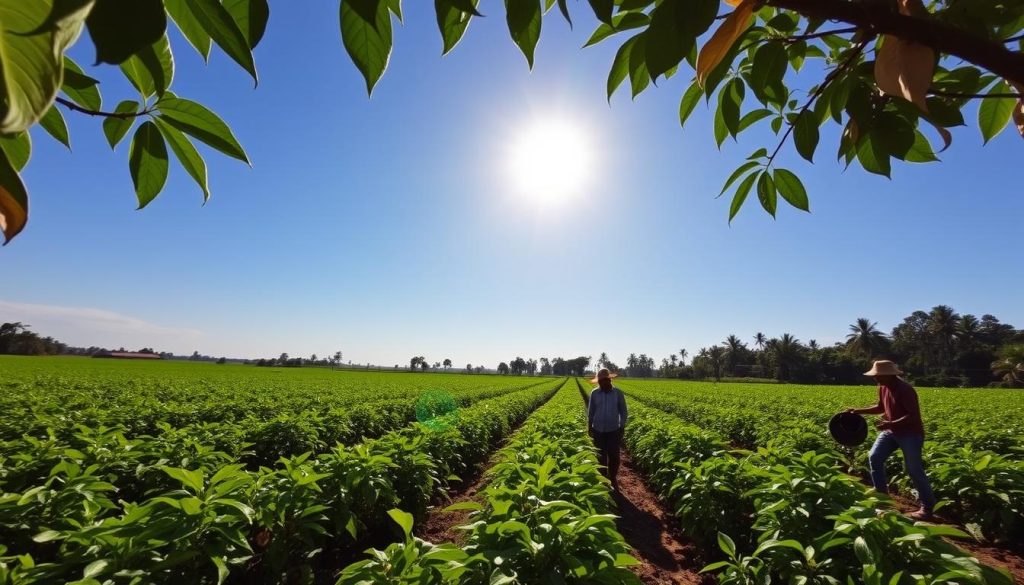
[1,2,1021,366]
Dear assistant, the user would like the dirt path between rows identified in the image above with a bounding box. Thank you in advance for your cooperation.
[613,455,705,585]
[415,455,495,545]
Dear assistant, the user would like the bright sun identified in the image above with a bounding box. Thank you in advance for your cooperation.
[506,119,593,205]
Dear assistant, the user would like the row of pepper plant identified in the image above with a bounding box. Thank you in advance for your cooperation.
[616,386,1015,584]
[337,380,642,584]
[0,378,566,584]
[618,379,1024,544]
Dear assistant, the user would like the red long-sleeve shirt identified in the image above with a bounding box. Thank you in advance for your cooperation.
[880,379,925,436]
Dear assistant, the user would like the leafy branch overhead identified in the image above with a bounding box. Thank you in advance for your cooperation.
[1,0,1023,244]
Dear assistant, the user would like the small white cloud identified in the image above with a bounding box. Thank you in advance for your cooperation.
[0,299,202,351]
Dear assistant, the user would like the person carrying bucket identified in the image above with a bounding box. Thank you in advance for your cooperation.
[847,360,936,521]
[588,368,628,491]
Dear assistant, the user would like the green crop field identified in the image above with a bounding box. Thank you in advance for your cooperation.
[1,357,1022,584]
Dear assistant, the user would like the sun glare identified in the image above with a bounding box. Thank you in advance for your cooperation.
[506,119,593,206]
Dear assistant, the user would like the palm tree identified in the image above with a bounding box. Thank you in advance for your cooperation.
[724,334,746,376]
[753,332,767,350]
[956,314,980,350]
[773,334,804,382]
[992,345,1024,388]
[846,318,887,358]
[707,345,727,381]
[928,305,960,366]
[678,348,688,366]
[808,339,820,351]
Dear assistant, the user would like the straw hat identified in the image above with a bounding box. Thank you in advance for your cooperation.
[863,360,903,376]
[590,368,618,384]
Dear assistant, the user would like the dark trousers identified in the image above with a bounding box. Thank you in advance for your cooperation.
[592,428,623,482]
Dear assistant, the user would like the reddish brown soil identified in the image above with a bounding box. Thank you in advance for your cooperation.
[613,456,707,585]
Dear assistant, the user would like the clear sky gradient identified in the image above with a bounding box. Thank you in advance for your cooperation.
[2,3,1021,366]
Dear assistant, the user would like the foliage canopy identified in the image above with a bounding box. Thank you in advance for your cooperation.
[1,0,1022,243]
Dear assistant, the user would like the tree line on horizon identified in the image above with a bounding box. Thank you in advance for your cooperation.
[4,305,1023,387]
[596,306,1022,388]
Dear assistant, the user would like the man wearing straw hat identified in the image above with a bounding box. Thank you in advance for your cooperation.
[588,368,628,490]
[847,360,936,521]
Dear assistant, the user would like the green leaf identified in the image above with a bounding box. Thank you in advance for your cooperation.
[714,102,729,147]
[773,168,809,212]
[679,82,702,129]
[584,12,649,48]
[628,33,650,98]
[165,0,211,60]
[717,532,737,557]
[607,36,637,100]
[85,0,167,65]
[388,508,414,537]
[211,556,229,585]
[224,0,269,48]
[129,121,169,209]
[853,536,875,564]
[82,559,108,580]
[102,101,140,149]
[185,0,258,84]
[756,171,776,217]
[719,78,744,137]
[61,57,101,110]
[644,1,693,81]
[0,145,29,243]
[0,0,86,133]
[0,133,31,171]
[720,161,759,197]
[156,97,250,165]
[449,0,482,16]
[505,0,542,69]
[154,118,211,203]
[435,0,477,55]
[737,108,771,133]
[857,136,891,177]
[793,113,819,163]
[750,42,787,104]
[340,0,393,95]
[978,81,1015,144]
[32,530,61,543]
[38,106,70,149]
[587,0,613,25]
[120,35,174,98]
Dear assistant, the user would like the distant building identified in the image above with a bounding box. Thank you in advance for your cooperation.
[93,351,162,360]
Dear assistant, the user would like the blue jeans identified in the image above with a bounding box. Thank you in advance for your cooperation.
[868,431,936,512]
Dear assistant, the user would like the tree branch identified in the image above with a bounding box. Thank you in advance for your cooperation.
[767,42,867,168]
[929,89,1021,99]
[764,0,1024,88]
[55,97,151,119]
[784,27,859,42]
[1004,34,1024,44]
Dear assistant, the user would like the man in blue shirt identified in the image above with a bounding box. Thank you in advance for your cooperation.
[587,368,628,490]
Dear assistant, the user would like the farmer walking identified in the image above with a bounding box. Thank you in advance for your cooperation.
[588,368,628,490]
[847,360,936,520]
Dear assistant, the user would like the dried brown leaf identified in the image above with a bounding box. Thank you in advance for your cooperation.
[874,35,934,112]
[696,0,754,87]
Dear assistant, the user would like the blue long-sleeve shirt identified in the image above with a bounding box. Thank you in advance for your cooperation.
[588,386,628,433]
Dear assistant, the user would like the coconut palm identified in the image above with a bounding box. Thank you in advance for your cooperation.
[753,332,767,350]
[707,345,727,381]
[808,339,819,351]
[956,314,980,349]
[678,348,688,366]
[992,345,1024,388]
[846,318,887,358]
[724,334,746,376]
[929,305,960,365]
[773,334,804,382]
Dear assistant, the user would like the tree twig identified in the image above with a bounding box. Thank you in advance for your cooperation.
[1004,33,1024,44]
[929,89,1021,99]
[784,27,859,41]
[767,42,866,168]
[55,97,151,119]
